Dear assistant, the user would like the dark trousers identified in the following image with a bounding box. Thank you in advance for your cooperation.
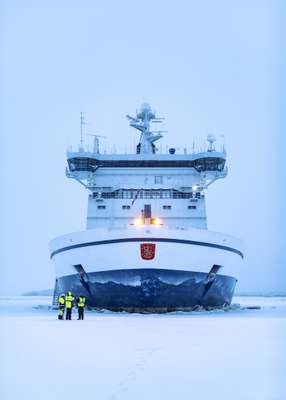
[78,307,84,320]
[58,306,65,320]
[66,308,72,320]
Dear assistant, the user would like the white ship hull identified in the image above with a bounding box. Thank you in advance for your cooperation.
[50,227,243,309]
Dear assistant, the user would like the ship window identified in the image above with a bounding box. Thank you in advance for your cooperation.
[123,191,131,199]
[155,176,163,184]
[122,205,130,209]
[99,189,196,200]
[190,199,197,202]
[97,205,106,209]
[163,191,171,198]
[188,205,196,209]
[163,205,172,210]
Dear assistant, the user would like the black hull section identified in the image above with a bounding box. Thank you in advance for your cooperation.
[56,269,237,311]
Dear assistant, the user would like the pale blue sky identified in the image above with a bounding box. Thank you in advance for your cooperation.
[0,0,285,294]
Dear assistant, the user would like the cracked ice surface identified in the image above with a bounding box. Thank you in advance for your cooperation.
[0,296,285,400]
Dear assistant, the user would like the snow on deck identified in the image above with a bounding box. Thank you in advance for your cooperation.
[0,296,285,400]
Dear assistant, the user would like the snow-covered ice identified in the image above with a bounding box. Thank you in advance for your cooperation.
[0,296,285,400]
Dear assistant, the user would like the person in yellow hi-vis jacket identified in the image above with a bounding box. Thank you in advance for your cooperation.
[77,295,86,320]
[65,291,74,320]
[58,294,65,320]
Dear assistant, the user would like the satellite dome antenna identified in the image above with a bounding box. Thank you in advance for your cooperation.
[207,134,216,152]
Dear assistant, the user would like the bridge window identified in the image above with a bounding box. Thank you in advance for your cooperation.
[96,189,197,200]
[163,205,172,210]
[122,205,130,209]
[162,191,171,198]
[155,176,163,184]
[188,205,196,209]
[97,205,106,209]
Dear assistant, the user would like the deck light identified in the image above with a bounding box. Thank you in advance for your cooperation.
[133,218,144,226]
[151,217,163,226]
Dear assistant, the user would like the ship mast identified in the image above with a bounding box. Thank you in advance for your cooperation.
[126,103,166,154]
[80,112,87,151]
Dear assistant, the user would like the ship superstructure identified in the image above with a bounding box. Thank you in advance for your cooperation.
[50,103,243,310]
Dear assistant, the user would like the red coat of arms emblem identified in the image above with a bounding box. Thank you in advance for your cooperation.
[140,243,156,260]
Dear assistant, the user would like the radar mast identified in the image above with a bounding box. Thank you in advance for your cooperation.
[126,103,165,154]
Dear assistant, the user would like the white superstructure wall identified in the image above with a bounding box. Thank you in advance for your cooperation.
[86,167,201,188]
[86,167,207,230]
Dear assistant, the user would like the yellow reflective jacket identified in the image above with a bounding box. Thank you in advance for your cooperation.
[58,296,65,306]
[77,296,86,308]
[65,293,74,309]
